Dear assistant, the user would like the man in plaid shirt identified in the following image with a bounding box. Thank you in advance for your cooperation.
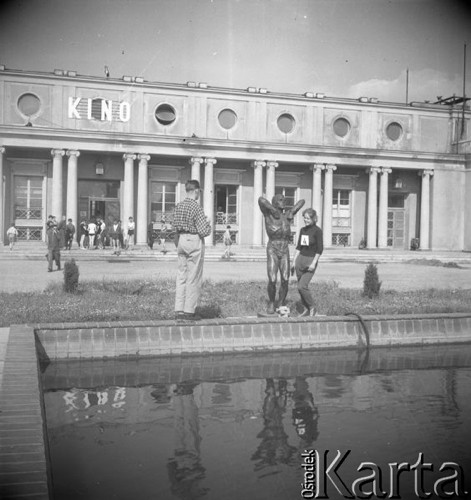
[173,179,211,320]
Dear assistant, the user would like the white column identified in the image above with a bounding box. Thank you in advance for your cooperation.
[190,157,203,183]
[310,163,324,221]
[51,149,65,218]
[0,147,5,245]
[252,160,265,246]
[265,161,278,203]
[122,153,136,225]
[378,167,392,249]
[203,158,217,245]
[66,150,80,226]
[419,169,434,250]
[366,167,381,249]
[136,154,150,245]
[323,164,337,247]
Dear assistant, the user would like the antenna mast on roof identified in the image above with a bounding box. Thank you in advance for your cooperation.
[462,44,467,138]
[405,68,409,105]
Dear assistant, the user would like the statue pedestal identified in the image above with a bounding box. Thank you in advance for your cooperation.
[257,311,277,318]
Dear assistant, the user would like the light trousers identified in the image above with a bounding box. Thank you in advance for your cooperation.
[175,234,205,314]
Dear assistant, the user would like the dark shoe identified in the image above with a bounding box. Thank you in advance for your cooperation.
[57,266,61,271]
[267,302,276,315]
[48,269,52,272]
[175,311,185,321]
[183,312,201,321]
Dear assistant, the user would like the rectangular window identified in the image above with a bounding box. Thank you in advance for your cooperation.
[150,181,177,222]
[388,194,405,208]
[214,185,239,231]
[274,186,295,209]
[14,175,44,241]
[332,189,352,246]
[14,176,42,219]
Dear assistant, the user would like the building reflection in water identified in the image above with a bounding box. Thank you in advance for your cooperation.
[167,382,209,499]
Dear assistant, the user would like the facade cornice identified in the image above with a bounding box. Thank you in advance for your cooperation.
[1,67,469,116]
[0,125,467,169]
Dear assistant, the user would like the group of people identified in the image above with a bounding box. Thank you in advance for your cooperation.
[78,216,135,253]
[172,179,323,321]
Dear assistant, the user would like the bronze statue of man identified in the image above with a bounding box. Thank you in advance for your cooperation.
[258,194,305,314]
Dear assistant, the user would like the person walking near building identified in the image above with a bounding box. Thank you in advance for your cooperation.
[6,223,18,251]
[65,218,75,250]
[160,219,168,253]
[291,208,323,317]
[109,219,122,254]
[173,180,211,321]
[223,225,232,259]
[79,220,88,249]
[57,215,67,249]
[125,216,135,249]
[87,218,97,250]
[46,221,61,272]
[96,218,107,249]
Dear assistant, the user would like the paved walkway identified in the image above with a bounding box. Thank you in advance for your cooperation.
[0,250,470,499]
[0,256,470,293]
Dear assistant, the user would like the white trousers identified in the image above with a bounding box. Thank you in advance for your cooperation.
[175,234,205,313]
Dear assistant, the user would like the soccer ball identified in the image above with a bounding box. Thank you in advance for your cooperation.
[276,305,290,317]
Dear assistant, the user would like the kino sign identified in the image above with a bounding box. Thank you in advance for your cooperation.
[68,97,131,122]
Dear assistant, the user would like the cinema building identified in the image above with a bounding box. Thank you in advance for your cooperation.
[0,66,470,251]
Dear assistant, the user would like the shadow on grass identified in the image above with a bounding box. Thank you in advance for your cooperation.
[196,304,223,319]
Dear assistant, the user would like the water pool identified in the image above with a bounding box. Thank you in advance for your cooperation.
[40,345,471,499]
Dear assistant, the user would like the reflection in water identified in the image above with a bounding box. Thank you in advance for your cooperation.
[167,383,208,499]
[291,376,319,447]
[41,345,471,500]
[251,378,297,472]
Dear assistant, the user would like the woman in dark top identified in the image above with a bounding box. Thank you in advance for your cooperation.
[291,208,323,317]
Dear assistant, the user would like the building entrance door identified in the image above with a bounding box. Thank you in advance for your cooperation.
[387,193,406,248]
[13,175,44,241]
[89,198,120,226]
[214,185,239,244]
[78,180,120,226]
[387,209,405,248]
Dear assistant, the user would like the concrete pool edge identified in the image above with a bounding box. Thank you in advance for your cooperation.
[1,312,471,499]
[0,325,51,500]
[33,311,471,360]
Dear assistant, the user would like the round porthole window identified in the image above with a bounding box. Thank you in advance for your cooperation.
[277,113,295,134]
[386,122,403,141]
[17,93,41,117]
[218,109,237,130]
[333,117,350,137]
[155,104,176,125]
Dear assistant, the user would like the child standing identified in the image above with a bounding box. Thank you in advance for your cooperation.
[6,223,18,251]
[223,225,232,259]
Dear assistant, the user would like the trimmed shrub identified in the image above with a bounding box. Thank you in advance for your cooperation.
[363,263,381,298]
[64,259,80,293]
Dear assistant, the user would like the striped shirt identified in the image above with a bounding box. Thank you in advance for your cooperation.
[173,198,212,237]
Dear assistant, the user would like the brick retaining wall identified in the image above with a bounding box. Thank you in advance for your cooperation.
[35,312,471,360]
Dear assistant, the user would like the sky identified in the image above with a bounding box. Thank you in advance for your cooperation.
[0,0,471,104]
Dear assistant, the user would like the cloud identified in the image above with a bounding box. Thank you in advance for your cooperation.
[345,69,465,103]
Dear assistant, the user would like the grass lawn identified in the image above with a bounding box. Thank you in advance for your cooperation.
[1,278,470,327]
